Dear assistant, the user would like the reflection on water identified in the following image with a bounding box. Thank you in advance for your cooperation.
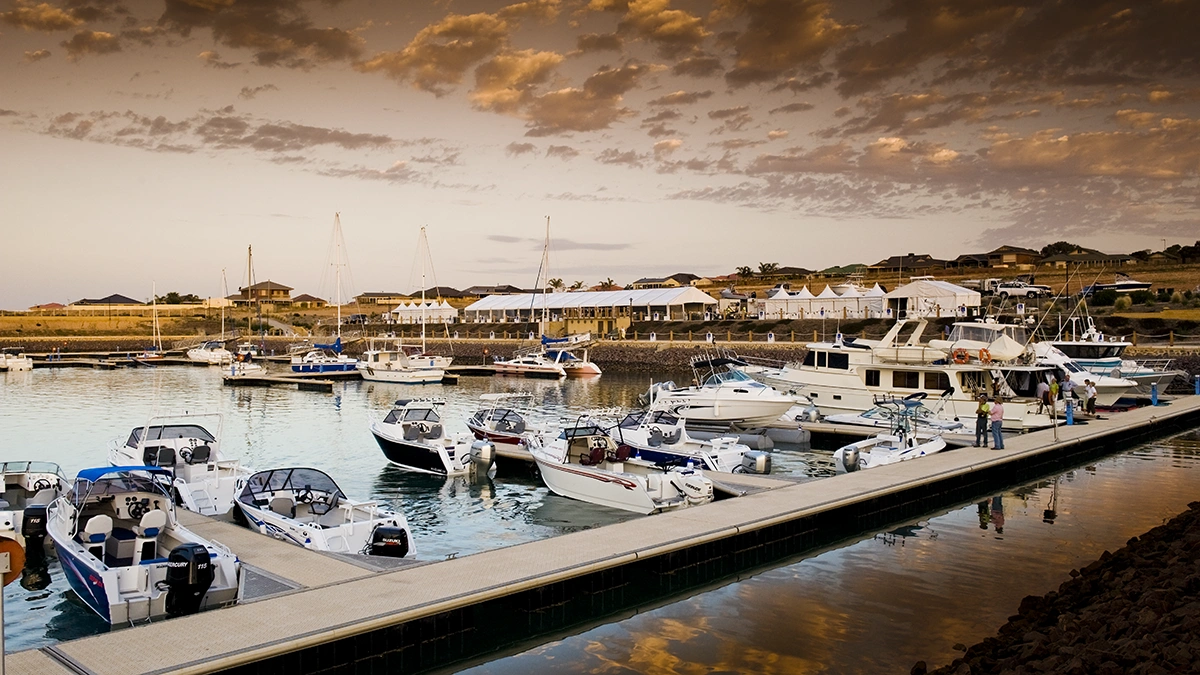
[460,430,1200,675]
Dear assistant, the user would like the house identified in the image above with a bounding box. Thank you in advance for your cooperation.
[414,286,467,299]
[1039,246,1134,269]
[867,254,949,274]
[28,302,65,310]
[462,285,525,297]
[291,294,328,309]
[630,273,699,289]
[230,281,292,305]
[775,266,814,277]
[71,294,144,306]
[987,245,1041,268]
[354,292,411,306]
[816,264,868,277]
[951,253,989,268]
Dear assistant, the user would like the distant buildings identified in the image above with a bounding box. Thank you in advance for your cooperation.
[228,281,292,305]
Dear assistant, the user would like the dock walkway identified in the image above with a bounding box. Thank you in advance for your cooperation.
[15,397,1200,675]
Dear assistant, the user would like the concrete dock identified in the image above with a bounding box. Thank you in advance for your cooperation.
[13,396,1200,675]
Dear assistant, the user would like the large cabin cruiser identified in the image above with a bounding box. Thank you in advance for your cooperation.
[107,413,250,516]
[357,337,450,384]
[644,354,797,427]
[744,320,1056,430]
[1049,318,1183,395]
[1030,342,1137,406]
[492,349,567,379]
[48,467,243,624]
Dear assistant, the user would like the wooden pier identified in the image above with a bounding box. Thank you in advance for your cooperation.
[11,396,1200,675]
[222,373,336,392]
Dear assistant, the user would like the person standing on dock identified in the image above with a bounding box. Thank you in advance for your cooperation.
[989,397,1005,449]
[1036,379,1050,414]
[974,394,991,447]
[1085,380,1097,414]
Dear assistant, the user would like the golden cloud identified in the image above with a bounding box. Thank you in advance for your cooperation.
[0,1,82,32]
[715,0,855,87]
[61,30,120,60]
[471,49,563,114]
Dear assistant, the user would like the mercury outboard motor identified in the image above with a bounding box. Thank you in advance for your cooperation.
[21,505,48,566]
[369,525,410,558]
[165,543,214,617]
[739,450,771,475]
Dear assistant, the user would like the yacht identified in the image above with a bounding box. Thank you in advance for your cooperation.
[357,337,449,384]
[530,419,715,515]
[0,461,69,551]
[743,319,1056,430]
[0,350,33,371]
[1049,317,1184,395]
[187,340,232,365]
[107,413,250,516]
[234,467,414,557]
[492,348,567,379]
[369,399,497,476]
[642,354,798,427]
[290,338,358,373]
[1081,273,1153,296]
[48,466,243,624]
[1029,342,1137,406]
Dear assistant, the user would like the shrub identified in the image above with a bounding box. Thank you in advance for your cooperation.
[1171,291,1185,304]
[1091,289,1119,306]
[1113,296,1132,311]
[1129,290,1155,305]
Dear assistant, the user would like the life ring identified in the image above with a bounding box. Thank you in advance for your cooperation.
[978,348,992,364]
[952,348,969,364]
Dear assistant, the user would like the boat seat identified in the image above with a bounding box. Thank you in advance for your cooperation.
[0,499,8,509]
[133,509,167,564]
[403,424,421,441]
[184,445,211,465]
[648,428,664,447]
[270,495,295,518]
[580,447,605,466]
[662,429,682,445]
[309,492,339,516]
[143,446,176,467]
[608,445,631,462]
[82,514,113,560]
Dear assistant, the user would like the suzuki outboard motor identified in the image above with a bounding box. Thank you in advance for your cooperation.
[21,505,48,566]
[369,525,411,558]
[165,543,214,617]
[739,450,771,475]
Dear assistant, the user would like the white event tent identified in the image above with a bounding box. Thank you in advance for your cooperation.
[883,279,980,318]
[761,284,886,319]
[462,287,717,323]
[390,300,457,324]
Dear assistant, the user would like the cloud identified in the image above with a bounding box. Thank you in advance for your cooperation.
[648,89,712,106]
[498,0,562,21]
[61,30,120,60]
[589,0,710,58]
[195,116,394,152]
[767,129,788,140]
[575,32,622,53]
[486,234,529,243]
[506,141,536,155]
[653,138,682,158]
[986,122,1200,180]
[546,144,579,160]
[714,0,855,87]
[198,50,239,69]
[355,12,510,94]
[672,55,722,77]
[769,71,833,93]
[470,49,563,114]
[596,147,647,167]
[238,84,278,99]
[0,109,21,116]
[523,63,651,135]
[553,237,631,250]
[708,105,749,119]
[318,161,418,184]
[642,109,681,123]
[1,1,82,31]
[769,102,814,114]
[24,49,52,62]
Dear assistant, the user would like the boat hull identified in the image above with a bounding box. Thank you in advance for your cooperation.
[533,458,658,514]
[291,362,357,373]
[370,424,456,474]
[359,366,445,384]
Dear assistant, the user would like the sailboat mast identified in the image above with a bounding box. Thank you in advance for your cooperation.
[220,269,227,339]
[541,215,550,332]
[151,281,161,350]
[420,226,427,353]
[334,213,342,339]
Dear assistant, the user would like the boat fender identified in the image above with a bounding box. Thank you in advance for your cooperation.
[21,505,48,565]
[368,525,410,558]
[842,447,861,472]
[164,543,215,617]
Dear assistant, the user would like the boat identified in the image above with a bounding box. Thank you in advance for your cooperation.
[47,466,243,624]
[823,392,965,432]
[290,337,358,373]
[832,400,948,473]
[187,340,233,365]
[234,467,414,557]
[643,353,798,427]
[1029,342,1137,406]
[606,405,769,474]
[107,413,250,516]
[466,393,543,446]
[530,419,715,515]
[135,283,166,361]
[1081,273,1153,296]
[742,319,1057,430]
[1049,317,1184,395]
[357,336,450,384]
[491,349,566,378]
[369,398,498,476]
[1,349,33,371]
[542,334,602,377]
[0,461,69,551]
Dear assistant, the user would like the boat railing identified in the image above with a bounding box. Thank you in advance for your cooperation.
[1132,357,1176,370]
[734,354,788,369]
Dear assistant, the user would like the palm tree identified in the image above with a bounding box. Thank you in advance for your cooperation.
[758,262,779,275]
[599,278,619,291]
[736,266,755,278]
[569,280,584,290]
[548,278,564,292]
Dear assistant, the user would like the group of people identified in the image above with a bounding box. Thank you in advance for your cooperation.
[979,374,1102,449]
[974,394,1005,449]
[1034,375,1099,415]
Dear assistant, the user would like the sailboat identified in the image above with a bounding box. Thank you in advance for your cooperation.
[188,271,233,365]
[135,283,165,361]
[358,226,452,384]
[291,214,358,373]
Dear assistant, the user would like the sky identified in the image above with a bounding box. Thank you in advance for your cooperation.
[2,0,1198,309]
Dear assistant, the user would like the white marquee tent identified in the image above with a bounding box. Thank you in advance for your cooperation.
[390,300,457,324]
[462,287,717,322]
[883,279,980,318]
[761,284,886,319]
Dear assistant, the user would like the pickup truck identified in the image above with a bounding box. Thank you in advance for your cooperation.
[995,281,1052,298]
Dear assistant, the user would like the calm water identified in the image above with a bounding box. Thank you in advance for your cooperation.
[2,365,1198,672]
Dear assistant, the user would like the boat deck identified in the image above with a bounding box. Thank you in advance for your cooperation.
[15,396,1200,675]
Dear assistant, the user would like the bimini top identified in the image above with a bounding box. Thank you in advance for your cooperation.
[464,287,717,313]
[76,465,172,483]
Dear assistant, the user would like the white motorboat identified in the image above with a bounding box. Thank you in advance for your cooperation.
[606,406,769,474]
[357,337,449,384]
[541,334,603,377]
[290,338,358,373]
[1081,273,1153,296]
[1030,342,1137,406]
[643,354,797,427]
[48,466,243,624]
[0,461,69,551]
[234,467,414,557]
[823,393,965,433]
[187,340,233,365]
[466,393,543,447]
[832,400,948,473]
[530,420,715,515]
[369,398,498,476]
[492,349,567,379]
[107,413,250,516]
[1049,317,1184,395]
[1,348,34,371]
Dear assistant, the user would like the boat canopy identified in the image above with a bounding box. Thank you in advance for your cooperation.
[239,468,345,501]
[126,424,216,448]
[314,337,343,353]
[71,467,174,506]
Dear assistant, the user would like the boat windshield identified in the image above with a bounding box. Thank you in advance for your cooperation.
[703,370,755,386]
[558,426,606,440]
[239,468,344,501]
[618,412,646,429]
[649,411,680,425]
[1056,343,1126,360]
[0,461,63,476]
[126,424,216,448]
[384,406,441,424]
[72,473,171,507]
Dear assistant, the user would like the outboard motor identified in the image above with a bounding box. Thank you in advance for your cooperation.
[670,473,714,506]
[841,447,861,473]
[165,543,214,617]
[369,525,411,558]
[470,439,496,473]
[739,451,771,475]
[21,505,49,567]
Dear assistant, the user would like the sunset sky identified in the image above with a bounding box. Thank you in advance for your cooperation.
[2,0,1197,309]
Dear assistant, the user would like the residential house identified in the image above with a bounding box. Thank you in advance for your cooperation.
[414,286,467,299]
[1040,246,1135,269]
[867,254,949,275]
[987,245,1041,268]
[28,302,65,310]
[230,281,292,306]
[462,285,525,297]
[951,253,989,268]
[70,294,144,307]
[291,294,328,309]
[630,273,700,289]
[354,292,411,306]
[774,266,814,277]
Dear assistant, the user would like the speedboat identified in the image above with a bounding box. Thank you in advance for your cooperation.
[1,349,34,371]
[1081,274,1153,296]
[187,340,233,365]
[530,420,715,515]
[1049,317,1184,395]
[0,461,69,551]
[644,353,797,427]
[492,350,566,378]
[369,398,497,476]
[234,467,414,557]
[290,337,357,373]
[107,413,251,516]
[466,393,542,446]
[47,466,243,624]
[1030,342,1137,406]
[606,406,769,474]
[832,400,948,473]
[823,393,965,432]
[357,337,449,384]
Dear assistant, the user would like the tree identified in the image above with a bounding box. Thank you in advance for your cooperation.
[598,278,619,291]
[155,291,201,304]
[736,266,755,278]
[569,280,584,290]
[758,262,779,275]
[548,278,564,291]
[1040,241,1080,258]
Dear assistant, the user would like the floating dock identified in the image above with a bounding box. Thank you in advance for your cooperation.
[221,374,336,392]
[12,396,1200,675]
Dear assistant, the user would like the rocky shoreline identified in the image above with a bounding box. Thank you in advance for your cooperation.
[916,500,1200,675]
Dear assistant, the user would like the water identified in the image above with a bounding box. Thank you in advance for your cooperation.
[2,366,1197,670]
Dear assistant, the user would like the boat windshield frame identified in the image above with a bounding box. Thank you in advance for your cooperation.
[238,467,345,503]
